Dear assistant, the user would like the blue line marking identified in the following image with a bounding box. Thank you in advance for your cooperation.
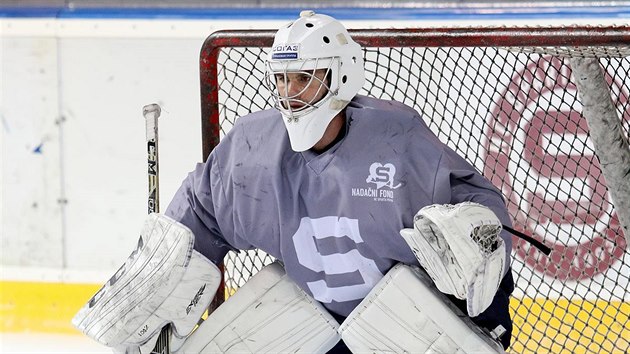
[0,6,628,20]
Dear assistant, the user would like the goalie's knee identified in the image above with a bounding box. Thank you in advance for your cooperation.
[178,261,341,353]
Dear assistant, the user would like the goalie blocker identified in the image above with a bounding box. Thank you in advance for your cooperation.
[72,213,222,353]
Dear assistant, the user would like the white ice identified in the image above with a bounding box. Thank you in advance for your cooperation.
[1,333,110,354]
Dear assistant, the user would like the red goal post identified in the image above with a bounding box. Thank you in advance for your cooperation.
[199,26,629,353]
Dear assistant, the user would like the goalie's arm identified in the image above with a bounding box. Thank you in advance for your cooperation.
[165,153,242,264]
[433,149,514,273]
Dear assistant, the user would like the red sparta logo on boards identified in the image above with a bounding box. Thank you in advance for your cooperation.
[483,56,628,281]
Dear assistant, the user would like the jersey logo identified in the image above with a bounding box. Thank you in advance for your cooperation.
[366,162,402,190]
[292,216,383,303]
[351,162,401,202]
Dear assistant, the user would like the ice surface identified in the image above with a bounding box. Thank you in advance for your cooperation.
[1,333,110,354]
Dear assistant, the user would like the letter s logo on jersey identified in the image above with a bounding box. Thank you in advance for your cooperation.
[366,163,402,189]
[292,216,383,303]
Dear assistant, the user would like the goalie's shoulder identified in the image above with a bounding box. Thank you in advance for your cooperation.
[236,107,280,121]
[218,108,286,151]
[232,108,284,132]
[351,95,421,122]
[350,95,440,143]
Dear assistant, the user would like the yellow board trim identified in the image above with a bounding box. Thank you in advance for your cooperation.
[510,297,630,354]
[0,280,101,334]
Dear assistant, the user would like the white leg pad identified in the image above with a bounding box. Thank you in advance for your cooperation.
[177,262,341,354]
[339,263,504,354]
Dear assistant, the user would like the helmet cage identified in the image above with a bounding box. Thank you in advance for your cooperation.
[265,57,340,123]
[262,11,365,151]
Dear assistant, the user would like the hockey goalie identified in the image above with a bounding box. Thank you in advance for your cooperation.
[73,10,515,354]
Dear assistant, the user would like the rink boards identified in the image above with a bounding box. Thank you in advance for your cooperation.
[2,6,629,354]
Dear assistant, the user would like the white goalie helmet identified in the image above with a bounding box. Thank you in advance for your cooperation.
[265,10,365,152]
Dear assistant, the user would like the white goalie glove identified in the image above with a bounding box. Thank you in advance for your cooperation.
[72,213,222,353]
[399,202,506,317]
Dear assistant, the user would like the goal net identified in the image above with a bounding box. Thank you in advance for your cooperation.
[198,26,629,353]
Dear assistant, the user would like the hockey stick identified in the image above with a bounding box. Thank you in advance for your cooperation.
[144,104,160,215]
[142,103,171,354]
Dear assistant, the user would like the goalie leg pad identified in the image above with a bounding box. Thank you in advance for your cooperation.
[72,213,221,351]
[177,262,341,354]
[338,263,504,354]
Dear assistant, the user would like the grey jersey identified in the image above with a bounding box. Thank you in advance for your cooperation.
[166,95,513,317]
